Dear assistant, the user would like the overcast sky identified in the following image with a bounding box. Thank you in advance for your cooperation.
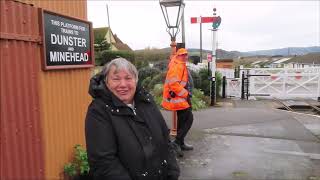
[87,0,319,52]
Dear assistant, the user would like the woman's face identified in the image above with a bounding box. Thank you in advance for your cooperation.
[106,65,137,104]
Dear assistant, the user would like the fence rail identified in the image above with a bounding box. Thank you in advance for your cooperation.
[226,67,320,99]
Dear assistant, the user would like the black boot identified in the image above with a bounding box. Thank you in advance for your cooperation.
[171,141,184,157]
[180,142,193,151]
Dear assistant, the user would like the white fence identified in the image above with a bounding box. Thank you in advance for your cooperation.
[248,67,320,99]
[226,67,320,99]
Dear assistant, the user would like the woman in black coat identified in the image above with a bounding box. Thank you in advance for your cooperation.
[85,58,180,180]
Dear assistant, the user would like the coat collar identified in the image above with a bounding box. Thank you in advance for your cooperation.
[110,86,151,107]
[106,86,152,117]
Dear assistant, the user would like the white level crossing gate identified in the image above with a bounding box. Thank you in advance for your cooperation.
[226,67,320,99]
[226,78,241,98]
[248,67,320,99]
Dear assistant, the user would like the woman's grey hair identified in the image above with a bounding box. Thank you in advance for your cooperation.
[102,58,139,83]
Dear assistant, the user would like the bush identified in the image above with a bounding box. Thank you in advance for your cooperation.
[153,60,169,71]
[190,70,201,90]
[147,72,166,90]
[138,67,161,88]
[152,83,163,97]
[100,50,134,65]
[198,69,211,96]
[94,51,103,66]
[215,71,222,97]
[151,84,164,106]
[64,144,90,178]
[141,77,152,90]
[191,95,207,111]
[135,60,149,70]
[196,69,222,97]
[191,89,210,110]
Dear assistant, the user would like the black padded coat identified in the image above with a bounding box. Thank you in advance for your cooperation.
[85,73,180,180]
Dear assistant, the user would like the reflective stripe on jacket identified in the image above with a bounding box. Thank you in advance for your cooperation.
[161,56,190,111]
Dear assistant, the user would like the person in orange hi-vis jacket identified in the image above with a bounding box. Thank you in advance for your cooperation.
[162,48,194,157]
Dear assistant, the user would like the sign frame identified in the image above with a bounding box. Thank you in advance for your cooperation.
[38,9,94,70]
[191,16,221,24]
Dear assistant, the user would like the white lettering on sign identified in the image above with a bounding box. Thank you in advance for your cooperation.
[51,20,60,26]
[50,34,86,47]
[60,22,85,31]
[50,51,89,62]
[61,27,74,35]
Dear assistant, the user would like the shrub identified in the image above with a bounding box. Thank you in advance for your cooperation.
[64,144,90,178]
[198,68,211,96]
[94,51,103,66]
[215,71,222,97]
[141,77,152,90]
[100,50,134,65]
[190,69,201,90]
[191,95,207,110]
[151,84,164,105]
[138,67,161,88]
[135,60,149,70]
[152,83,164,97]
[153,60,169,71]
[196,69,222,97]
[147,72,166,90]
[191,89,210,110]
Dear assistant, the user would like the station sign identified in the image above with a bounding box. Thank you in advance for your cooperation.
[39,10,94,70]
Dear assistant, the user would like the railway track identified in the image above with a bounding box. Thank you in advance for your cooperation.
[273,98,320,115]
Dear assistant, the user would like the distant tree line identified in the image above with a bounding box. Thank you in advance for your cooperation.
[94,43,171,66]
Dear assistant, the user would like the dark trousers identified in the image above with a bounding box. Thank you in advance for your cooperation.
[175,107,193,145]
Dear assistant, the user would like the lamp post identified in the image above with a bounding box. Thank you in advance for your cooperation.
[159,0,185,136]
[160,0,185,56]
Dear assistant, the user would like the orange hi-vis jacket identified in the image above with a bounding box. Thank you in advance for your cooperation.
[161,56,190,111]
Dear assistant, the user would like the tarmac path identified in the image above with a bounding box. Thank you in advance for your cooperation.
[161,99,320,180]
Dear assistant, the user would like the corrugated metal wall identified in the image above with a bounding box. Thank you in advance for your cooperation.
[40,70,91,179]
[17,0,87,20]
[29,0,91,179]
[1,0,92,179]
[0,1,44,179]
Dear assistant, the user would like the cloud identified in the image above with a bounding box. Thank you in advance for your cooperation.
[87,0,320,51]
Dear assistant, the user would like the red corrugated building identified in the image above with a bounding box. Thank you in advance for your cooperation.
[1,0,92,179]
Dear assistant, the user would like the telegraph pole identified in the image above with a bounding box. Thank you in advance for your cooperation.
[200,16,202,63]
[106,4,112,43]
